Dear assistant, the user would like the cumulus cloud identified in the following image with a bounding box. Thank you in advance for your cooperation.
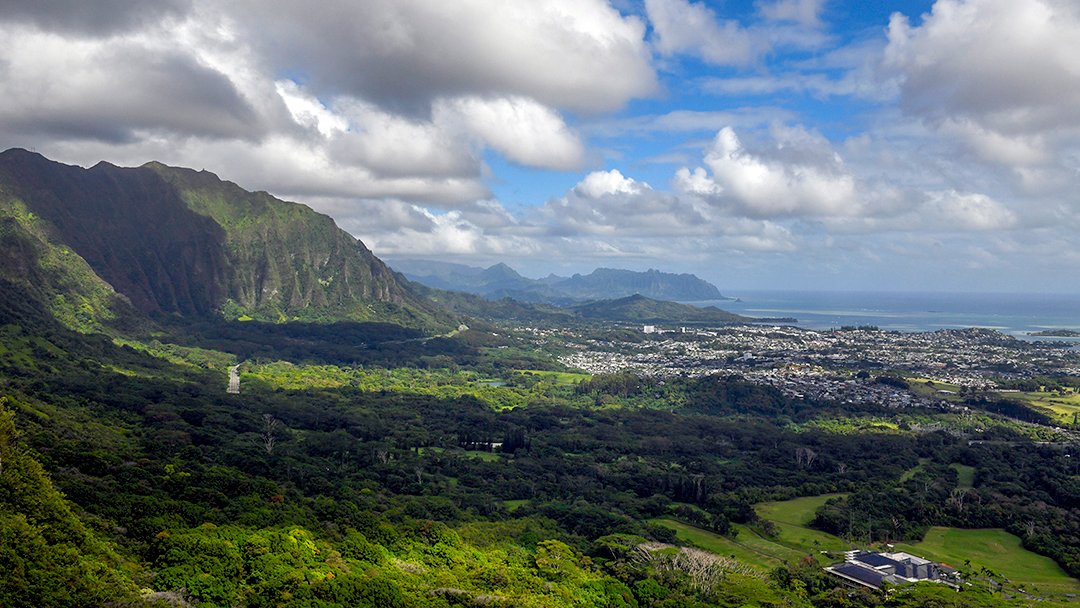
[756,0,826,26]
[435,97,586,171]
[0,0,641,204]
[333,164,801,268]
[574,169,649,198]
[342,199,541,257]
[883,0,1080,165]
[922,190,1016,231]
[645,0,758,65]
[645,0,828,67]
[542,171,706,237]
[1,0,191,36]
[226,0,656,113]
[0,25,260,142]
[675,126,858,217]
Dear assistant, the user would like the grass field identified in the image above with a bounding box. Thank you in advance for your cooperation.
[659,497,1080,602]
[895,527,1080,599]
[1006,390,1080,425]
[502,499,529,512]
[755,494,853,554]
[899,459,930,482]
[652,494,854,572]
[900,460,975,488]
[514,369,591,385]
[755,493,846,527]
[907,377,965,402]
[650,519,796,572]
[951,463,975,488]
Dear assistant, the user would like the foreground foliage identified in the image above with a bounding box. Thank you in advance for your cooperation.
[0,294,1077,606]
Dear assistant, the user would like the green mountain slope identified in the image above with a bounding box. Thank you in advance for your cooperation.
[0,404,140,607]
[0,149,443,329]
[573,294,750,324]
[552,267,725,301]
[0,195,137,334]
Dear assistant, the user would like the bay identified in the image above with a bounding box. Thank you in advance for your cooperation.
[688,290,1080,339]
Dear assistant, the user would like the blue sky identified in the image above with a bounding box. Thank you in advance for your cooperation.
[2,0,1078,293]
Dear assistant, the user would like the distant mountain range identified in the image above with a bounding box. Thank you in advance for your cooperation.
[405,282,751,325]
[389,259,728,304]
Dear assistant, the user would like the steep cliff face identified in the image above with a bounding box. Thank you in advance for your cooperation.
[0,149,439,327]
[143,162,420,322]
[0,149,229,317]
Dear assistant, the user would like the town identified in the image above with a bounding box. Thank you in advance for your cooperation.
[541,323,1080,414]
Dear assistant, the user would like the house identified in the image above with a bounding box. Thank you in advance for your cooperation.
[825,550,958,590]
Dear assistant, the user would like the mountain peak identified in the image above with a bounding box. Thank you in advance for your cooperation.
[483,262,524,279]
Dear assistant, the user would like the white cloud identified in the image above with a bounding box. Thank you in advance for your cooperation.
[0,1,629,204]
[923,190,1016,231]
[226,0,656,113]
[645,0,828,67]
[574,169,649,198]
[756,0,825,26]
[275,81,347,138]
[645,0,757,66]
[342,200,539,257]
[435,97,586,171]
[883,0,1080,165]
[676,126,858,217]
[0,24,259,142]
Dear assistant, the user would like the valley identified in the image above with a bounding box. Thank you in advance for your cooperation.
[1,149,1079,608]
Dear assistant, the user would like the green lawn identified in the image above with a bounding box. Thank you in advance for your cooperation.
[1007,390,1080,425]
[907,377,965,402]
[900,461,974,488]
[895,527,1080,598]
[951,463,975,488]
[514,369,591,385]
[755,494,853,554]
[756,493,847,526]
[650,519,788,572]
[652,494,854,572]
[899,459,930,482]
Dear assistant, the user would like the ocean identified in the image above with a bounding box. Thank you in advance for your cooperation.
[688,290,1080,339]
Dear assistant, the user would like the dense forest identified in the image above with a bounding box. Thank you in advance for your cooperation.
[2,277,1078,607]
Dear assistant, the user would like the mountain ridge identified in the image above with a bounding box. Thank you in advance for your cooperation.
[390,258,728,303]
[0,148,442,329]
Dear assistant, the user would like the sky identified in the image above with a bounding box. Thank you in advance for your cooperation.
[2,0,1079,293]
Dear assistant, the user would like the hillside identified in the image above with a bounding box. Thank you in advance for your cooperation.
[0,149,441,329]
[573,294,750,324]
[391,259,727,303]
[550,267,725,301]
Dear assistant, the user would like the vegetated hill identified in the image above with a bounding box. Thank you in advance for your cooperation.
[0,193,140,335]
[0,148,443,328]
[401,279,755,326]
[573,294,750,324]
[401,277,575,324]
[0,403,140,606]
[548,267,725,301]
[390,258,727,303]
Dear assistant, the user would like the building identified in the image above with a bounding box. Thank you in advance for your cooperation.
[227,365,240,394]
[825,550,958,590]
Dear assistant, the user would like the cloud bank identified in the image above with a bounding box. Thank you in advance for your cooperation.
[0,0,1077,291]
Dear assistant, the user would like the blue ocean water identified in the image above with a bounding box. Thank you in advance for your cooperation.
[689,290,1080,338]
